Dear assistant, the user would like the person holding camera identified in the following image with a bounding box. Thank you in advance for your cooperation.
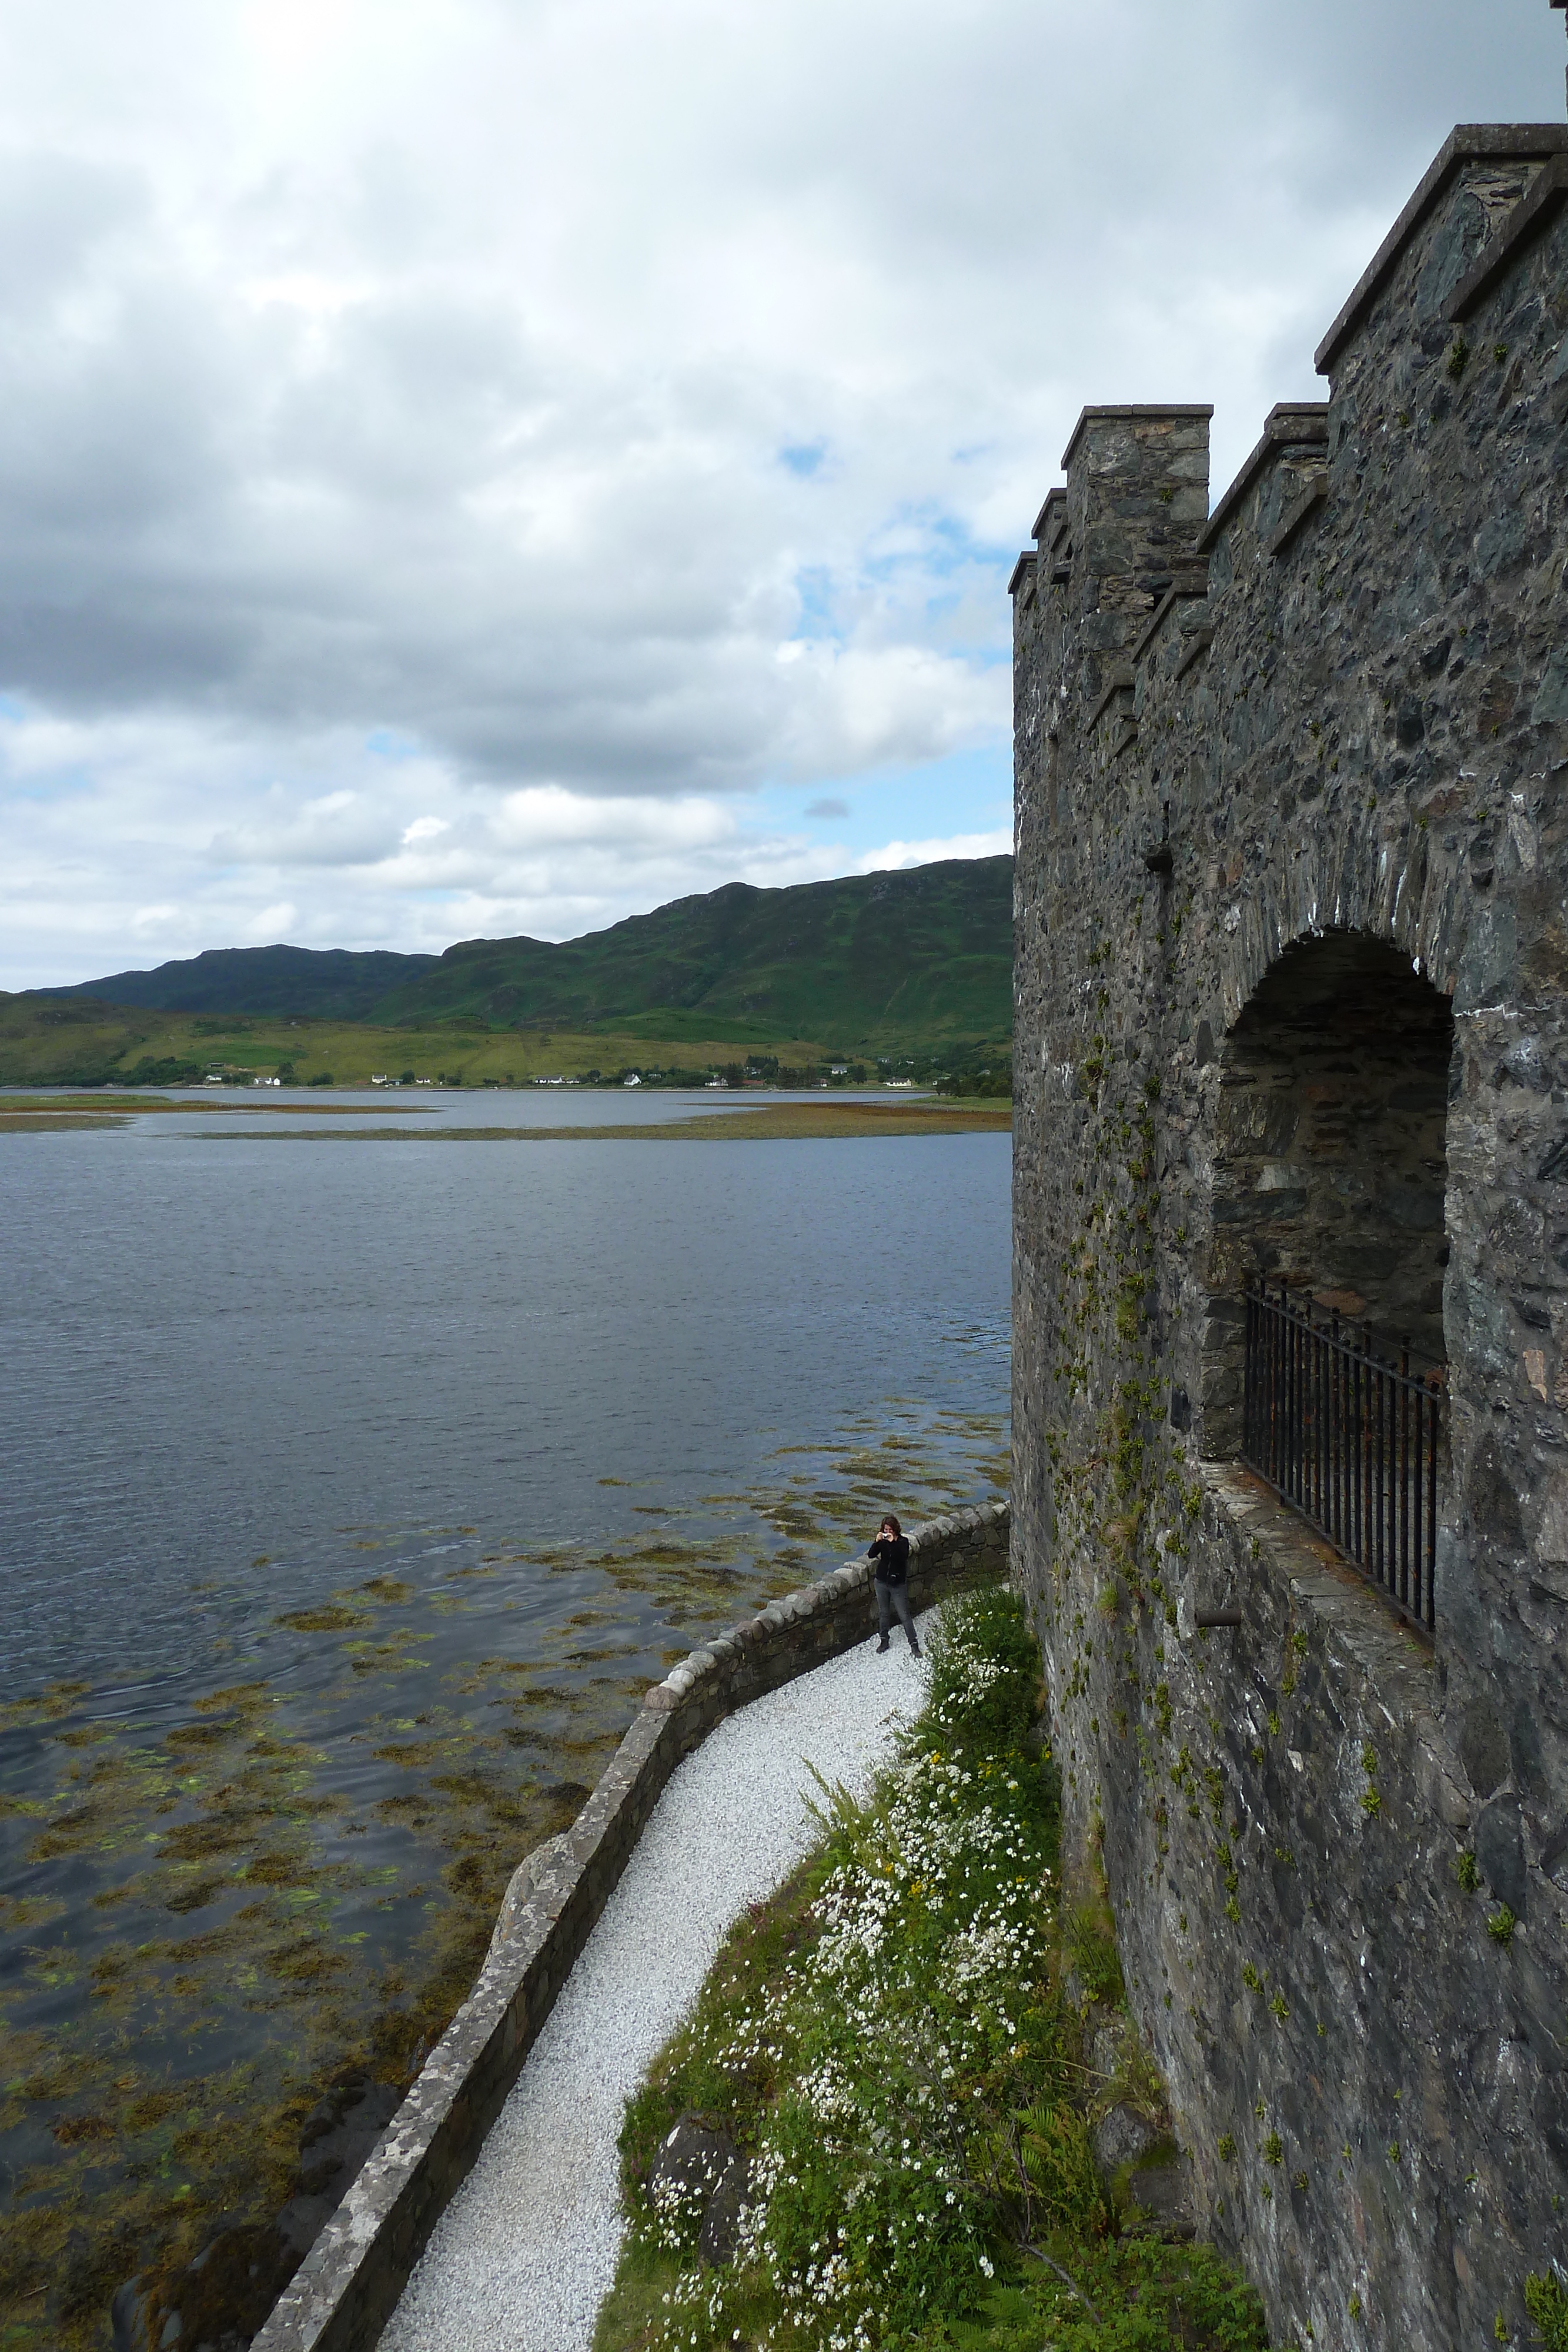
[868,1514,919,1657]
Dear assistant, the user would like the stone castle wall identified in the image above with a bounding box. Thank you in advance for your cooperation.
[1010,123,1568,2350]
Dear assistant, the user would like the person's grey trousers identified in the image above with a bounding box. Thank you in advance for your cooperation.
[874,1576,919,1652]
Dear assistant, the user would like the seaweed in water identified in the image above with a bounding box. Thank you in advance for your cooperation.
[0,1391,1007,2348]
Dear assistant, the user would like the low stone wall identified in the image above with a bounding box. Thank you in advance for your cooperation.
[250,1500,1009,2352]
[1024,1466,1567,2352]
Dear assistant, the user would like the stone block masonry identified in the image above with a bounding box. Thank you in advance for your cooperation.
[1011,104,1568,2352]
[248,1502,1008,2352]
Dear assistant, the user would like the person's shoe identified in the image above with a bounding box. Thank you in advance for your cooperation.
[875,1638,890,1653]
[909,1642,921,1658]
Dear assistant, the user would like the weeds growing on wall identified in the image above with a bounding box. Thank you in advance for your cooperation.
[1526,2267,1568,2351]
[597,1588,1271,2352]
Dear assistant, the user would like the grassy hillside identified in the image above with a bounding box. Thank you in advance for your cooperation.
[0,999,840,1091]
[30,858,1012,1052]
[377,858,1012,1045]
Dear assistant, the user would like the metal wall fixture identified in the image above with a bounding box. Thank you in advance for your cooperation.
[1242,1279,1441,1636]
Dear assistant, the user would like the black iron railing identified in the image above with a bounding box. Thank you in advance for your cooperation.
[1242,1280,1440,1635]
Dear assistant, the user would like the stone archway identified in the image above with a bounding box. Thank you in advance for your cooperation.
[1198,931,1454,1462]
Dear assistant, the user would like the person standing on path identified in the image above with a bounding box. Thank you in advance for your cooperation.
[868,1514,919,1656]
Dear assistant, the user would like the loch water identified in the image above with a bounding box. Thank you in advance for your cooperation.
[0,1092,1010,2345]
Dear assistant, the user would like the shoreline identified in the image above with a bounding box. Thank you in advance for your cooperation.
[183,1105,1011,1142]
[0,1099,1011,1141]
[247,1508,1008,2352]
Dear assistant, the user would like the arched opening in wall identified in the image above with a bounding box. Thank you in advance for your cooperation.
[1199,933,1453,1618]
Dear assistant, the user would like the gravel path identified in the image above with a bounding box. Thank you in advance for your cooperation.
[377,1616,933,2352]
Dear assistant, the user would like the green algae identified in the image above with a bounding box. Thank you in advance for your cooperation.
[0,1387,1008,2350]
[275,1606,373,1633]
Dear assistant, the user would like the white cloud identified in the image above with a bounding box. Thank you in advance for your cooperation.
[855,830,1014,873]
[131,903,180,937]
[0,0,1560,985]
[246,900,297,940]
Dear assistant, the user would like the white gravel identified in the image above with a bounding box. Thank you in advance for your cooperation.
[377,1615,934,2352]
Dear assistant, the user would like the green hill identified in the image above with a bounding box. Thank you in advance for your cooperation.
[31,858,1013,1052]
[34,943,437,1020]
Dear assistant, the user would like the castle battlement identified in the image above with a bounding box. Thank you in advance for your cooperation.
[1009,94,1568,2352]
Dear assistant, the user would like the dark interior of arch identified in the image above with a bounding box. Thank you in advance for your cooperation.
[1199,931,1453,1459]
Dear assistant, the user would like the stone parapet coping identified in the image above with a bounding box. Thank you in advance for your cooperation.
[1032,486,1066,547]
[1087,665,1135,731]
[250,1500,1011,2352]
[1172,625,1213,682]
[1129,577,1212,668]
[1314,123,1568,375]
[1263,473,1330,563]
[1449,152,1568,320]
[1059,402,1213,473]
[1194,401,1328,556]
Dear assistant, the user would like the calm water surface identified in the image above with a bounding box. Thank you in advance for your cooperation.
[0,1094,1009,2344]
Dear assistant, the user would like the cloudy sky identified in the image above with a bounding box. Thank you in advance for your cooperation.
[1,0,1562,987]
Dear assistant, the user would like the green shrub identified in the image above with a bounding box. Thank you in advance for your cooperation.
[1526,2270,1568,2351]
[1066,1904,1125,2006]
[1013,2102,1109,2236]
[920,2239,1269,2350]
[915,1585,1041,1766]
[122,1057,205,1086]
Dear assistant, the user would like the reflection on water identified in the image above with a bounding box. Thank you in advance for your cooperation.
[0,1116,1008,2346]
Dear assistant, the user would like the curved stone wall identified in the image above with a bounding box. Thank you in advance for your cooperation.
[249,1501,1009,2352]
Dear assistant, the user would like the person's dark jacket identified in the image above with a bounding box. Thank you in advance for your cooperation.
[868,1534,910,1586]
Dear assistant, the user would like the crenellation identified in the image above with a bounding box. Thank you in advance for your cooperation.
[1196,401,1329,558]
[1031,484,1067,552]
[1012,106,1568,2352]
[1313,125,1568,378]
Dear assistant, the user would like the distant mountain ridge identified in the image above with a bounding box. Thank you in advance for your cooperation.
[36,944,440,1021]
[35,858,1014,1047]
